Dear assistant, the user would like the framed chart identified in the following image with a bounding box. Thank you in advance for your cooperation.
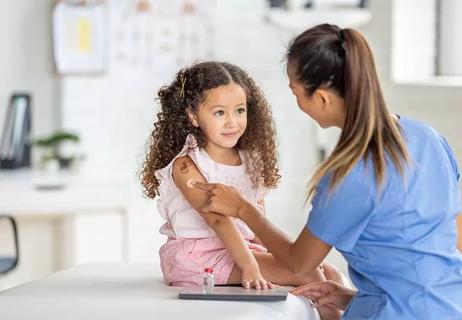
[52,1,108,75]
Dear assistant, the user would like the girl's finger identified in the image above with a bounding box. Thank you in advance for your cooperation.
[260,280,268,290]
[254,280,261,290]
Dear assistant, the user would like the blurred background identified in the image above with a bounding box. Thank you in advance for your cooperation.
[0,0,461,290]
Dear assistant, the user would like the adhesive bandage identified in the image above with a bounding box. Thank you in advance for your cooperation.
[186,179,196,189]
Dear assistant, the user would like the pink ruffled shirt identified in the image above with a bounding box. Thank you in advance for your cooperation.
[154,134,268,240]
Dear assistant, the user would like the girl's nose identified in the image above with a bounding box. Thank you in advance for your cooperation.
[225,116,238,127]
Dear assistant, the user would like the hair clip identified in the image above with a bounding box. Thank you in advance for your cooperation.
[179,76,186,98]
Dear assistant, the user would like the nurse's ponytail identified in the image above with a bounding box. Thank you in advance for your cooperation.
[287,24,409,199]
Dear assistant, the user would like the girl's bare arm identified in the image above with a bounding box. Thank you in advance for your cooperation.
[172,156,262,279]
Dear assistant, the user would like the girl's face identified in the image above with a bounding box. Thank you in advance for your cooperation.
[189,83,248,151]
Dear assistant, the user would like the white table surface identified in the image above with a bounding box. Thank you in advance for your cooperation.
[0,169,128,215]
[0,263,319,320]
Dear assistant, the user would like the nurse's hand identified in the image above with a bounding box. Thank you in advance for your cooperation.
[192,181,251,219]
[290,280,356,311]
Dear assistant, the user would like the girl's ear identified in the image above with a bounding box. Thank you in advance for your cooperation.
[186,107,199,127]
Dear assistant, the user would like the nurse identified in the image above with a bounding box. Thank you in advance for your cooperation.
[192,24,462,319]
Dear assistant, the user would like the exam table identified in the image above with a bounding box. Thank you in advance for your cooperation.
[0,263,320,320]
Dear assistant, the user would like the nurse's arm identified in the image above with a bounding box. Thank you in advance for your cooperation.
[238,201,332,277]
[457,212,462,252]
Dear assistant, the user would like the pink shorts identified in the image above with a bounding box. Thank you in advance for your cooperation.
[159,237,267,287]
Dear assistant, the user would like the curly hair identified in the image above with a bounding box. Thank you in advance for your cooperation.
[140,61,280,199]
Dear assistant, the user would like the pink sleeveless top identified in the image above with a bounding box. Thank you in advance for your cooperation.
[154,134,268,240]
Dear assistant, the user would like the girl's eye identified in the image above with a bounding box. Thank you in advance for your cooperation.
[237,108,247,114]
[213,110,224,117]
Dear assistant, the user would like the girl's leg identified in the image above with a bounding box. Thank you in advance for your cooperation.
[227,252,341,320]
[321,262,346,286]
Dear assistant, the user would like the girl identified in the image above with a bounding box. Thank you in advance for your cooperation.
[192,25,462,319]
[140,61,338,318]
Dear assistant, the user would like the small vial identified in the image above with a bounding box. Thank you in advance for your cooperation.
[203,268,214,293]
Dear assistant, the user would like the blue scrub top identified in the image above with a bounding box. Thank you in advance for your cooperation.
[307,116,462,319]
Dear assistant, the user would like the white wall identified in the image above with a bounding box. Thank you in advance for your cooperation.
[0,0,60,153]
[439,0,462,75]
[59,0,319,251]
[391,0,437,82]
[362,0,462,163]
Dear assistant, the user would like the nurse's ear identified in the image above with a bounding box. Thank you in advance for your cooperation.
[313,88,346,128]
[315,89,331,111]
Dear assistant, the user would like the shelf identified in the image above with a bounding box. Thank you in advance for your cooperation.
[265,7,372,32]
[393,76,462,88]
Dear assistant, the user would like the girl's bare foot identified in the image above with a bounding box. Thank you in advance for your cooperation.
[321,263,345,286]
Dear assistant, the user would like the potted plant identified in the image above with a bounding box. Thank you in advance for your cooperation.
[33,131,81,170]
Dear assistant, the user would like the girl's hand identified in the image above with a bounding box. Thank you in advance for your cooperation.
[241,263,275,290]
[290,280,356,311]
[192,181,250,219]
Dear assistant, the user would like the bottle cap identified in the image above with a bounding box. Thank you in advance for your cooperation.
[204,268,213,273]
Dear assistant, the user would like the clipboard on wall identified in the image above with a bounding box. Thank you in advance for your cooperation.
[52,0,108,75]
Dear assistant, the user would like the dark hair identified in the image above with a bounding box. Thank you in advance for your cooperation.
[287,24,409,198]
[140,61,280,199]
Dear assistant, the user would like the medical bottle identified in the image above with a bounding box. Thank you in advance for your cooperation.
[203,268,214,293]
